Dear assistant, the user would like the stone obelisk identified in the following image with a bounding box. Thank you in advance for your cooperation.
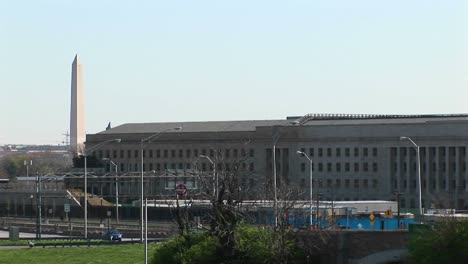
[70,54,85,154]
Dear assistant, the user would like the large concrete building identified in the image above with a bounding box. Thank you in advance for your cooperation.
[85,114,468,210]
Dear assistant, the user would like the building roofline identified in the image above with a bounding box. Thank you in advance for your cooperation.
[288,113,468,125]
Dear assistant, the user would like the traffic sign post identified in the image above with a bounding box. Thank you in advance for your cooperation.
[176,184,187,196]
[384,209,392,217]
[64,203,71,240]
[64,203,70,213]
[369,213,375,229]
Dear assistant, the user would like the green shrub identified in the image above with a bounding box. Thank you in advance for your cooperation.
[152,236,186,264]
[409,220,468,264]
[236,225,274,263]
[152,233,207,264]
[183,235,220,264]
[153,224,306,264]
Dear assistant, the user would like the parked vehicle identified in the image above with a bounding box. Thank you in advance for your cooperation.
[102,230,122,241]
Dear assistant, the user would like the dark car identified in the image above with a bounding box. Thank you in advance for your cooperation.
[102,230,122,241]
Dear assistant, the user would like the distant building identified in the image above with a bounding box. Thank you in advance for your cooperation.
[85,114,468,210]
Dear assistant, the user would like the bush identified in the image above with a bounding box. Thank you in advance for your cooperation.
[152,236,186,264]
[152,224,306,264]
[236,225,274,263]
[152,233,207,264]
[409,220,468,264]
[183,236,220,264]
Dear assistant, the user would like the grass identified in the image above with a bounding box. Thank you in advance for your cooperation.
[0,243,156,264]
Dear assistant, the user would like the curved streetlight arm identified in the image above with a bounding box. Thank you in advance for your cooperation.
[400,136,418,149]
[102,158,117,168]
[199,155,214,165]
[85,139,122,155]
[141,127,182,148]
[296,150,311,162]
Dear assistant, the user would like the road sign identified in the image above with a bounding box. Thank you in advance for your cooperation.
[384,209,392,216]
[370,220,374,226]
[64,203,70,213]
[369,213,375,221]
[176,184,187,196]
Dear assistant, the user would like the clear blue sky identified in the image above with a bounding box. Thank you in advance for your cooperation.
[0,0,466,144]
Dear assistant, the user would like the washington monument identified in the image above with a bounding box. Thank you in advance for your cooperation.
[70,54,84,154]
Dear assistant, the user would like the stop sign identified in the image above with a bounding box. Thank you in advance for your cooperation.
[176,184,187,196]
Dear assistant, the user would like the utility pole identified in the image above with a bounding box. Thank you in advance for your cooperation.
[394,191,404,228]
[314,179,322,229]
[316,193,321,229]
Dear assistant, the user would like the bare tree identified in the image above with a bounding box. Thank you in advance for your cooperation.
[191,145,258,258]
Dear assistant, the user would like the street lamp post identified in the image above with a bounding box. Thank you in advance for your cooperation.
[103,159,119,223]
[35,172,42,239]
[200,155,216,197]
[400,136,423,217]
[296,150,313,229]
[67,196,72,240]
[84,138,121,239]
[272,131,280,228]
[24,160,32,177]
[140,127,182,242]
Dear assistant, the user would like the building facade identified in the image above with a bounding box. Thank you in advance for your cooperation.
[85,114,468,210]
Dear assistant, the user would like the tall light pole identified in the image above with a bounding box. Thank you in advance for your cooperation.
[35,172,42,239]
[24,160,32,177]
[200,155,216,198]
[296,150,313,229]
[84,138,121,239]
[272,131,280,227]
[103,158,119,223]
[400,136,423,217]
[140,127,182,242]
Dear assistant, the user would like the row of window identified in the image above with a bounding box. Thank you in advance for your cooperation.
[393,179,468,190]
[391,146,467,157]
[393,162,467,173]
[299,147,378,158]
[300,178,379,189]
[300,162,378,173]
[111,162,255,173]
[97,148,255,160]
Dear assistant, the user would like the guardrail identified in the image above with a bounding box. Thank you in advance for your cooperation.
[0,217,177,239]
[0,238,165,248]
